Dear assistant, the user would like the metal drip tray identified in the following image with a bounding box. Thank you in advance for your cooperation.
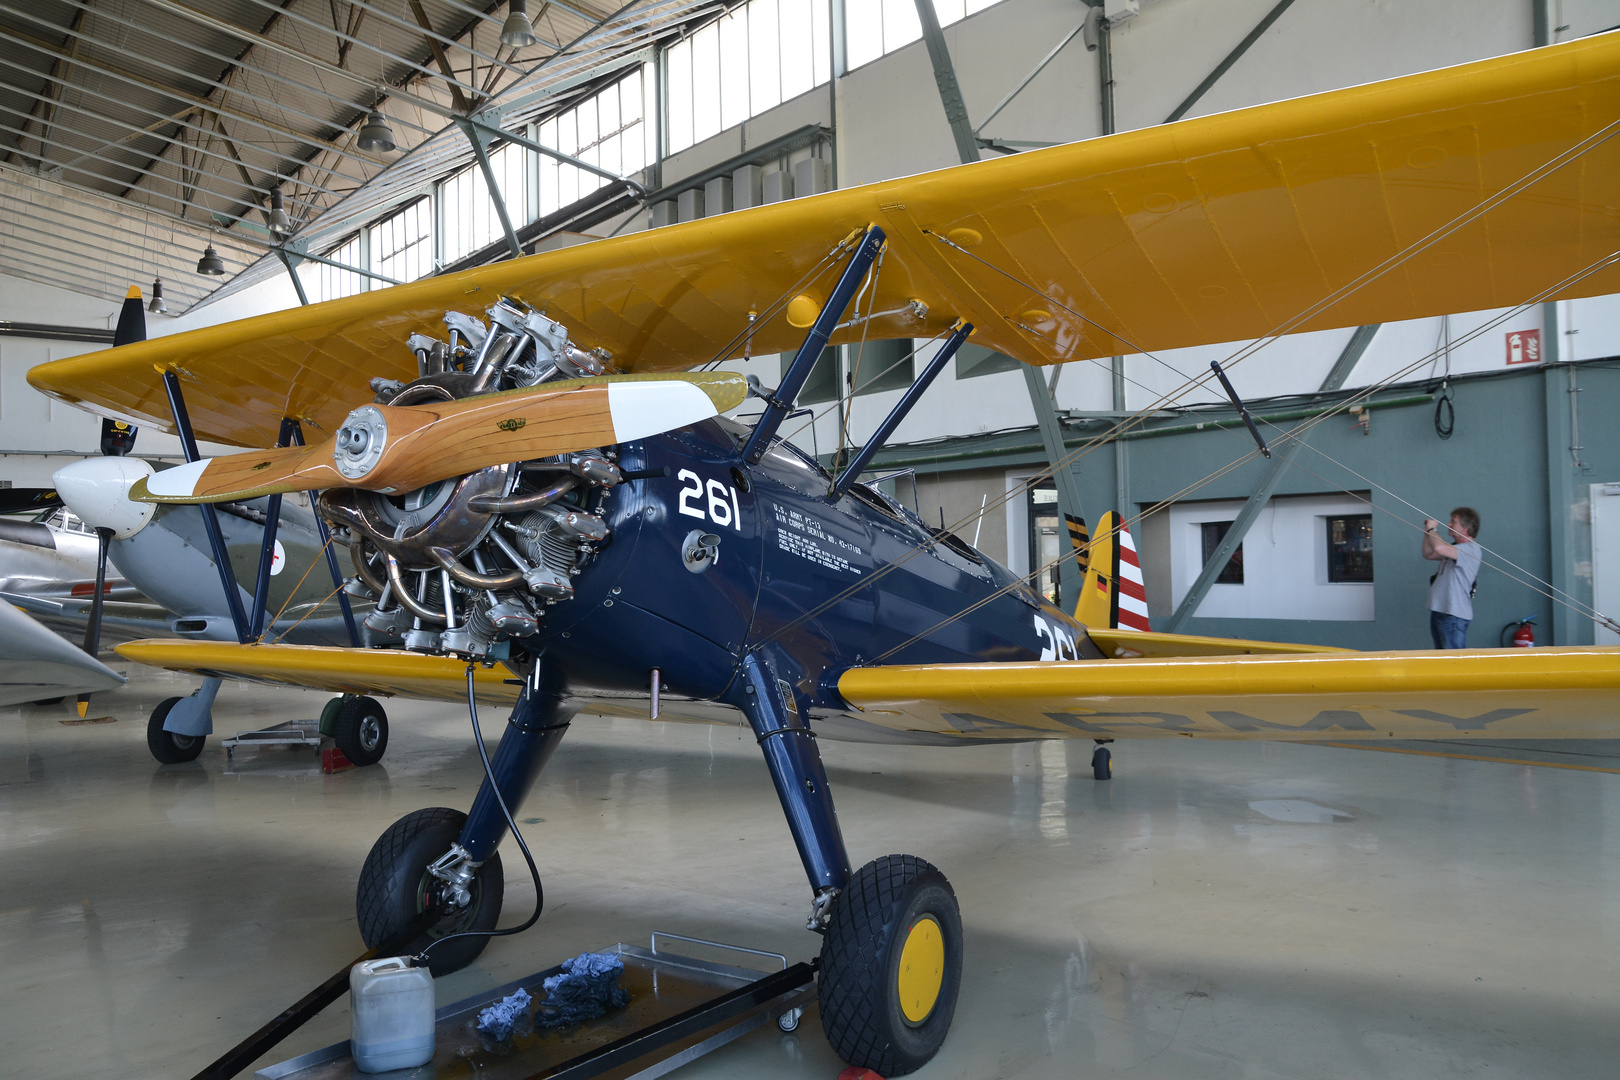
[257,935,815,1080]
[222,721,324,756]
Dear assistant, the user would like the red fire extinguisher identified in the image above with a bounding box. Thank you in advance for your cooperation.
[1500,617,1536,647]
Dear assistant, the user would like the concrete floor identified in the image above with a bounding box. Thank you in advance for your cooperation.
[4,662,1619,1080]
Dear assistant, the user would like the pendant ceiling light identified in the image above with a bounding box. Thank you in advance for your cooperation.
[148,278,167,315]
[266,188,292,238]
[500,1,538,48]
[358,110,396,153]
[196,245,225,276]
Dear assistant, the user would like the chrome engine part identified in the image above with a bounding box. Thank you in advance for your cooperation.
[324,299,621,659]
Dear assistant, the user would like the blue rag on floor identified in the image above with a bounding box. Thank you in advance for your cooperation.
[536,952,630,1029]
[476,986,532,1040]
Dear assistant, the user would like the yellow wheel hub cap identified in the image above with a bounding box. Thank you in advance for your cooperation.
[896,915,945,1024]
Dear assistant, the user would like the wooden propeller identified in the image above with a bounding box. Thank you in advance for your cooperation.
[130,372,747,505]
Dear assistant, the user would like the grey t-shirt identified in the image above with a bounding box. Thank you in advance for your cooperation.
[1429,540,1481,619]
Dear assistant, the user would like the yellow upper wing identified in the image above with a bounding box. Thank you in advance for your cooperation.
[28,34,1620,448]
[837,647,1620,741]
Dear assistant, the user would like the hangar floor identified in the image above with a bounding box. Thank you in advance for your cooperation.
[4,662,1619,1080]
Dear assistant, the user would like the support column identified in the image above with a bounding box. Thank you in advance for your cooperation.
[1164,325,1380,631]
[456,117,522,259]
[915,0,1089,601]
[1543,300,1580,646]
[276,247,310,306]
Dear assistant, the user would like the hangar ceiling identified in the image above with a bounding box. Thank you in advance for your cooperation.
[0,0,722,314]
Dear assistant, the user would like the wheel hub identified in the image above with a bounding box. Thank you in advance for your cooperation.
[896,915,945,1025]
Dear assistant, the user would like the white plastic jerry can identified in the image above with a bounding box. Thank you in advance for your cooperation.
[350,956,435,1073]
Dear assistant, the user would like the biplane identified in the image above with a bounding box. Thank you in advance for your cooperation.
[25,33,1620,1076]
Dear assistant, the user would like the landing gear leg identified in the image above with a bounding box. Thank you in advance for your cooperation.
[356,662,574,974]
[1092,739,1113,780]
[735,653,961,1076]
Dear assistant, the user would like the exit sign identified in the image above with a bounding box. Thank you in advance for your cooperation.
[1505,329,1541,365]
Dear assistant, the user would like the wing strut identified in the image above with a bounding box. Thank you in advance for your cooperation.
[161,370,251,643]
[832,319,973,498]
[742,227,886,465]
[288,420,363,647]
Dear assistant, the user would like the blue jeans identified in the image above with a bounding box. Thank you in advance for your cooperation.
[1430,611,1470,649]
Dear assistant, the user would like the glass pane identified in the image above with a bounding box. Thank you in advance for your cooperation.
[845,0,882,69]
[811,0,830,87]
[1028,481,1061,607]
[779,0,813,98]
[666,38,693,152]
[1200,521,1244,584]
[882,0,922,53]
[1327,514,1374,582]
[692,23,721,144]
[750,0,781,111]
[933,0,967,23]
[719,9,750,131]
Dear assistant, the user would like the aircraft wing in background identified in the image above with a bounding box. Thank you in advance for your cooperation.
[0,602,124,707]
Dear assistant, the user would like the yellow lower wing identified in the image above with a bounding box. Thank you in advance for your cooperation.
[837,647,1620,741]
[117,639,522,706]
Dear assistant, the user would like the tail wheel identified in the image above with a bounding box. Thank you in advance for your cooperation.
[1092,745,1112,780]
[357,807,503,976]
[147,696,204,764]
[333,696,388,766]
[818,855,963,1077]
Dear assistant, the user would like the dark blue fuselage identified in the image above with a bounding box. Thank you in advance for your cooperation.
[531,418,1093,715]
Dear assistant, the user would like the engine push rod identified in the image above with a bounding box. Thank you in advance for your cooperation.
[161,371,251,644]
[742,226,887,465]
[831,319,974,498]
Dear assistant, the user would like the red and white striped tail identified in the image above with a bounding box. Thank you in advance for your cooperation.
[1115,523,1152,631]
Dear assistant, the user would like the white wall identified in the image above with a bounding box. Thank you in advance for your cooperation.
[0,274,263,486]
[1165,494,1377,621]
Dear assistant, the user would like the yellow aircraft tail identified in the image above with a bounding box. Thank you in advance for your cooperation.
[1074,511,1152,631]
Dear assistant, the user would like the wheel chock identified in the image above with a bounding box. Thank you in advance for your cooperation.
[321,744,354,773]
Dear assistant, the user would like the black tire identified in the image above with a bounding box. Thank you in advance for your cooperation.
[357,807,503,976]
[334,696,388,766]
[1092,745,1112,781]
[819,855,963,1077]
[147,696,205,764]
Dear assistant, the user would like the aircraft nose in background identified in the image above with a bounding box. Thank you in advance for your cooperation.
[52,457,158,539]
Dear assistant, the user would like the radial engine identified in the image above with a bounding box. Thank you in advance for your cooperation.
[323,297,622,660]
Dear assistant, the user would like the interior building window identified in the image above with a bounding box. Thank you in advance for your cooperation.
[845,0,1003,70]
[368,197,433,288]
[304,233,365,302]
[954,342,1021,379]
[664,0,831,155]
[784,347,840,404]
[1028,481,1062,608]
[1327,513,1374,582]
[850,339,914,395]
[536,68,651,218]
[1200,520,1244,584]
